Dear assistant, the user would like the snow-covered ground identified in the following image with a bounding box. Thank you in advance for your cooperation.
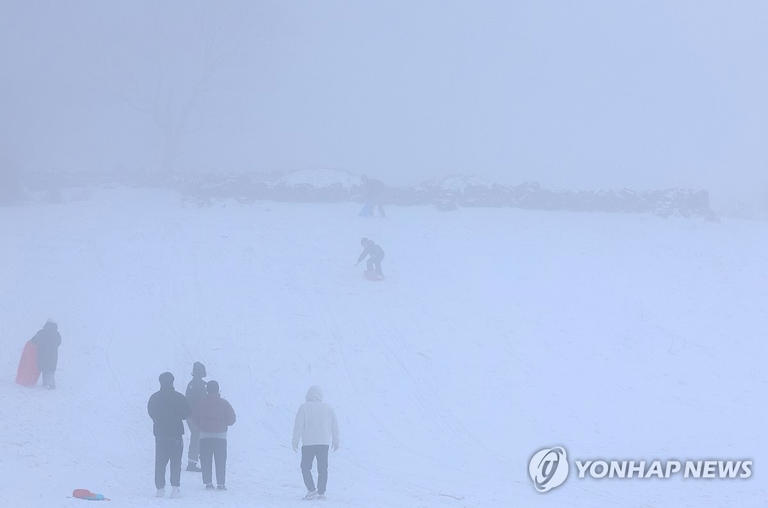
[0,189,766,507]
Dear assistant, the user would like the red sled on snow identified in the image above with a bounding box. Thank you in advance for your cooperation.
[16,340,40,387]
[72,488,109,501]
[363,270,384,282]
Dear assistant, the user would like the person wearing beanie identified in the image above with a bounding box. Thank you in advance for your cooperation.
[185,361,207,472]
[191,380,236,490]
[147,372,190,498]
[292,385,340,500]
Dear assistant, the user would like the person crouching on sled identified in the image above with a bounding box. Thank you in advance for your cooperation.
[355,238,384,278]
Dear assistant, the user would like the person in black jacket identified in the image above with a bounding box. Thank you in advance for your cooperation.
[30,320,61,389]
[185,361,207,472]
[355,238,385,277]
[147,372,190,498]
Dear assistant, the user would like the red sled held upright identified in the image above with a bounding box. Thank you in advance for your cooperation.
[16,340,40,387]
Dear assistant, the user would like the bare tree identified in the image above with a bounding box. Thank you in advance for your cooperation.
[124,4,229,174]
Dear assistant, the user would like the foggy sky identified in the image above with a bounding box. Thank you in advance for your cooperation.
[1,1,766,198]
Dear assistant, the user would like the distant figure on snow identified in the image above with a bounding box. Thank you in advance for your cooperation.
[356,238,385,278]
[292,386,340,500]
[358,175,386,217]
[30,320,61,389]
[191,380,236,490]
[147,372,190,498]
[185,361,207,472]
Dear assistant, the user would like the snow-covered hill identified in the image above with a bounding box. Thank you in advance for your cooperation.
[272,169,363,190]
[0,189,765,507]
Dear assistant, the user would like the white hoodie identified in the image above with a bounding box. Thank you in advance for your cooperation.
[292,386,340,449]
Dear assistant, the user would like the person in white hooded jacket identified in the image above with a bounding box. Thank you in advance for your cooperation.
[292,385,340,500]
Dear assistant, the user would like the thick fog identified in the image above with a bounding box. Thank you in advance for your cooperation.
[2,3,768,508]
[2,1,767,204]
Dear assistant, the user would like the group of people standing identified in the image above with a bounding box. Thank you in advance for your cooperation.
[147,362,340,500]
[20,234,367,501]
[147,364,236,497]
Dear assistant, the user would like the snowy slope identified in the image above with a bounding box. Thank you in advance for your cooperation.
[0,189,766,507]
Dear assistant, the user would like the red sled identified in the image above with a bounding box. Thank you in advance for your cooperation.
[72,488,109,501]
[363,270,384,282]
[16,341,40,387]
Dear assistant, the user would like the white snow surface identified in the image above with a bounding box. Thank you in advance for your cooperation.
[0,189,766,507]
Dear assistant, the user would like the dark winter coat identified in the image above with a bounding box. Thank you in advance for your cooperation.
[185,377,207,411]
[147,387,190,438]
[30,322,61,373]
[358,242,385,263]
[362,177,385,201]
[191,394,236,433]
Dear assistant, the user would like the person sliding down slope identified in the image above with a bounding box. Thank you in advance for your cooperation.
[292,386,340,501]
[355,238,385,278]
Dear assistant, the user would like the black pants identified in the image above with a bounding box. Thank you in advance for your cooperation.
[367,254,384,276]
[155,437,183,489]
[301,445,329,494]
[200,438,227,487]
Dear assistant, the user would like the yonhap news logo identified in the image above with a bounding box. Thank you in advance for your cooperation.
[529,446,569,493]
[528,446,752,494]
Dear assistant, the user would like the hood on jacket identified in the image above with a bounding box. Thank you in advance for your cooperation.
[43,320,58,331]
[159,372,175,389]
[306,385,323,402]
[192,361,206,378]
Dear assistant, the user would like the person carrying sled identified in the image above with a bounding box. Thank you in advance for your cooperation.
[356,237,385,277]
[30,320,61,389]
[292,385,340,500]
[147,372,190,498]
[185,361,207,472]
[191,380,236,490]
